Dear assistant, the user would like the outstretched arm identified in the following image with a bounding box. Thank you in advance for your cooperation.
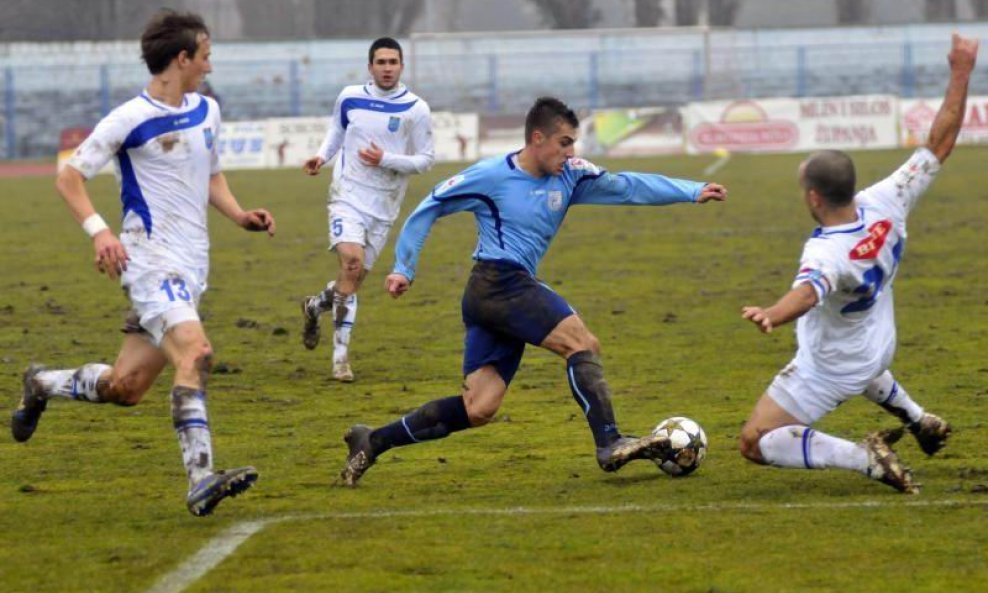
[927,33,979,163]
[209,173,276,236]
[572,169,726,206]
[741,283,818,334]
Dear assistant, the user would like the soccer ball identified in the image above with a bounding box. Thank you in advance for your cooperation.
[651,416,707,477]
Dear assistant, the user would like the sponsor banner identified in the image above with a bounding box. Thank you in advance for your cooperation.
[217,120,267,170]
[588,107,684,156]
[432,111,479,163]
[264,117,330,169]
[900,96,988,147]
[686,95,898,154]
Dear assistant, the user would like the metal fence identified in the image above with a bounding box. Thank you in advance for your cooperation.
[3,22,988,159]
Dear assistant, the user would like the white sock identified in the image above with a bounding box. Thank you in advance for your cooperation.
[863,371,924,424]
[334,292,357,365]
[316,280,336,313]
[35,364,111,402]
[171,386,214,486]
[759,425,868,473]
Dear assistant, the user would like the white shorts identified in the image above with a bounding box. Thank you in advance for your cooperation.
[122,264,206,345]
[766,359,857,425]
[327,200,393,270]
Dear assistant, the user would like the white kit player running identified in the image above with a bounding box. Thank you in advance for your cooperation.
[10,11,276,517]
[739,34,977,494]
[301,36,434,382]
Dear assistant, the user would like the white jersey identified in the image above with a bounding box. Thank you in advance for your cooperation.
[792,148,941,390]
[316,82,434,222]
[67,91,222,273]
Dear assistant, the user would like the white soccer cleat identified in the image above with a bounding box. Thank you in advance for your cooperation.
[333,360,354,383]
[863,432,919,494]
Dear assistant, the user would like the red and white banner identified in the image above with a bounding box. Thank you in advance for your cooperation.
[899,96,988,147]
[686,95,898,154]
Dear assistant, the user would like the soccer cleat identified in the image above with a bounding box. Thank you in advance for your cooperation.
[863,432,919,494]
[908,413,951,456]
[301,296,322,350]
[11,364,48,443]
[333,359,354,383]
[340,424,375,486]
[186,466,259,517]
[596,433,670,473]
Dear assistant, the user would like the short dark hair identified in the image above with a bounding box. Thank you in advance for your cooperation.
[524,97,579,144]
[803,150,856,206]
[369,37,403,64]
[141,10,210,75]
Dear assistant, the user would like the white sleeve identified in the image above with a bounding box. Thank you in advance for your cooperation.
[379,104,435,175]
[66,109,131,179]
[210,100,222,175]
[855,148,941,221]
[316,93,345,162]
[793,240,841,307]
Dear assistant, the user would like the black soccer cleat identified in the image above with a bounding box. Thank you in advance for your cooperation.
[186,466,259,517]
[596,433,670,473]
[301,296,322,350]
[340,424,376,486]
[11,364,48,443]
[863,432,919,494]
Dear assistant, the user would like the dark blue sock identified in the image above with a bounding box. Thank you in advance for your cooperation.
[370,396,471,456]
[567,350,620,448]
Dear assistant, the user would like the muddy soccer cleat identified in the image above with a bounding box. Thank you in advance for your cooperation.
[11,364,48,443]
[301,296,322,350]
[863,432,919,494]
[908,413,951,456]
[596,433,670,473]
[186,466,259,517]
[340,424,375,486]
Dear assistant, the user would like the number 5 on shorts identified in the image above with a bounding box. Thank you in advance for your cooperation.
[331,217,343,238]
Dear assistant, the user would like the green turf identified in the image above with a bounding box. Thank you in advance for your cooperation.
[1,150,986,593]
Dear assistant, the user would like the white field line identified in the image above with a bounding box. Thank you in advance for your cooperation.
[703,151,732,175]
[145,497,988,593]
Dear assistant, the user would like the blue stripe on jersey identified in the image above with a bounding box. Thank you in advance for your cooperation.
[433,192,505,248]
[340,97,418,130]
[121,99,209,150]
[117,151,154,237]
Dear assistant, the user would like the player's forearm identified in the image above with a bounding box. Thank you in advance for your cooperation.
[208,173,246,224]
[55,166,100,224]
[926,70,971,163]
[765,285,818,328]
[379,151,435,174]
[317,127,343,162]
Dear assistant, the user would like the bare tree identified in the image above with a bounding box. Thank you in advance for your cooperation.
[634,0,664,27]
[675,0,738,26]
[924,0,957,21]
[971,0,988,18]
[836,0,869,24]
[526,0,601,29]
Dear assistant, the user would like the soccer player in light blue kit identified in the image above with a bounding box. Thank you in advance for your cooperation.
[340,97,727,485]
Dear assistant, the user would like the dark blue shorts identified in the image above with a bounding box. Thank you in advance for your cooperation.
[461,259,575,385]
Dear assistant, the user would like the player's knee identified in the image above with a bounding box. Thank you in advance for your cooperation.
[585,333,601,355]
[738,426,765,464]
[463,395,499,427]
[175,343,213,382]
[341,254,364,276]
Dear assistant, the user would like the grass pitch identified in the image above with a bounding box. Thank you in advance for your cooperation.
[1,149,986,593]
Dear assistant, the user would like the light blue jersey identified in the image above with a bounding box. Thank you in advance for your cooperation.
[393,152,705,280]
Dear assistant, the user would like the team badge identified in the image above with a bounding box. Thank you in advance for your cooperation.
[435,174,466,196]
[203,127,214,149]
[547,190,563,211]
[388,116,401,132]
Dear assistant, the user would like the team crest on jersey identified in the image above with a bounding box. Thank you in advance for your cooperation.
[203,127,214,149]
[435,174,466,196]
[849,220,892,260]
[547,190,563,211]
[388,116,401,132]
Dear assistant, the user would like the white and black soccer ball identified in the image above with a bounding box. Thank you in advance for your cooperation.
[651,416,708,477]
